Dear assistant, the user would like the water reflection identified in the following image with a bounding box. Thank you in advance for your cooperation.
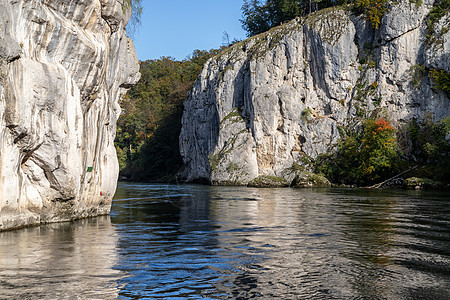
[0,216,122,299]
[110,184,450,299]
[0,183,449,299]
[204,187,349,299]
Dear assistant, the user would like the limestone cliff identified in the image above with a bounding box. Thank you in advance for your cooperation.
[180,0,449,185]
[0,0,140,230]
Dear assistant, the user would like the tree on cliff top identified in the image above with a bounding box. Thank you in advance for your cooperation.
[123,0,143,36]
[241,0,354,36]
[241,0,392,36]
[241,0,306,36]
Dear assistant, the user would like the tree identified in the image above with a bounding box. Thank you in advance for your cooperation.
[122,0,143,36]
[241,0,393,36]
[354,0,389,29]
[241,0,274,36]
[241,0,310,36]
[115,49,219,181]
[316,118,399,185]
[240,0,344,36]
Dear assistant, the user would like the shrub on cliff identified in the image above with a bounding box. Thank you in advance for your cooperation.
[429,69,450,97]
[354,0,389,29]
[316,118,399,185]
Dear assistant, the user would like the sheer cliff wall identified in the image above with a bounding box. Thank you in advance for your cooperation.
[180,1,449,185]
[0,0,140,230]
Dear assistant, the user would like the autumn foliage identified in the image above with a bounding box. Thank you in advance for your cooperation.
[355,0,389,29]
[316,118,399,185]
[359,118,397,180]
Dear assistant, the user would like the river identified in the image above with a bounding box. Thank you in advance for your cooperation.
[0,182,449,299]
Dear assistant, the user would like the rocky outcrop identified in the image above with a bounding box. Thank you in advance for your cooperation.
[403,177,445,190]
[180,1,449,185]
[247,175,289,188]
[0,0,140,230]
[291,172,331,188]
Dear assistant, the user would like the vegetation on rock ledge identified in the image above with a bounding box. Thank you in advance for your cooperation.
[315,116,450,187]
[315,118,400,186]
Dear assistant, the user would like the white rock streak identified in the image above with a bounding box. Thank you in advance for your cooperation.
[0,0,140,230]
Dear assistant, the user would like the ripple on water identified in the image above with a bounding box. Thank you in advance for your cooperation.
[0,184,449,299]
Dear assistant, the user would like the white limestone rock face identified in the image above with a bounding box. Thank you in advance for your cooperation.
[0,0,140,230]
[180,2,450,185]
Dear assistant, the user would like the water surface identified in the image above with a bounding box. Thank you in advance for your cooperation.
[1,183,449,299]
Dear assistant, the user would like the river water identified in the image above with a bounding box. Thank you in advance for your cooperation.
[0,183,449,299]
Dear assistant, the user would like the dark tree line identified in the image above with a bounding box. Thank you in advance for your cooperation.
[115,50,220,181]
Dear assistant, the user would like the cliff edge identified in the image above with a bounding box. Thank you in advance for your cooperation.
[180,0,449,185]
[0,0,140,230]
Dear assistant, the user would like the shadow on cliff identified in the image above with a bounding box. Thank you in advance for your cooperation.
[233,58,255,136]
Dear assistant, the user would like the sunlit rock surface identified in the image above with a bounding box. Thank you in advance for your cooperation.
[180,0,449,185]
[0,0,140,230]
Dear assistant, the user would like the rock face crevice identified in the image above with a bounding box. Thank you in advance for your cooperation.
[180,1,449,185]
[0,0,140,230]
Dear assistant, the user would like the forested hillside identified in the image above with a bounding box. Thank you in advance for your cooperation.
[115,50,220,181]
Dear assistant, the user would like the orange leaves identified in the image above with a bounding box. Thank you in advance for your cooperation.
[374,118,394,133]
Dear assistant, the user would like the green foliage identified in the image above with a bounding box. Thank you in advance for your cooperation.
[301,107,313,120]
[429,68,450,97]
[240,0,348,36]
[115,49,219,181]
[354,0,389,29]
[399,116,450,182]
[408,65,450,97]
[221,108,244,125]
[240,0,395,36]
[409,0,423,7]
[425,0,450,47]
[409,64,427,88]
[315,118,399,185]
[122,0,143,36]
[405,116,450,162]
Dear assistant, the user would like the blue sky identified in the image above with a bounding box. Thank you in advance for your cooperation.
[131,0,247,61]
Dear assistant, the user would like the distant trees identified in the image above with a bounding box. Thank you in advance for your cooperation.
[115,49,220,181]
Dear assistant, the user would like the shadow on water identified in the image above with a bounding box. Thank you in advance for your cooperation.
[0,183,449,299]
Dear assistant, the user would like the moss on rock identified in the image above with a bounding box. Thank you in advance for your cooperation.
[403,177,444,190]
[291,171,331,188]
[247,175,289,188]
